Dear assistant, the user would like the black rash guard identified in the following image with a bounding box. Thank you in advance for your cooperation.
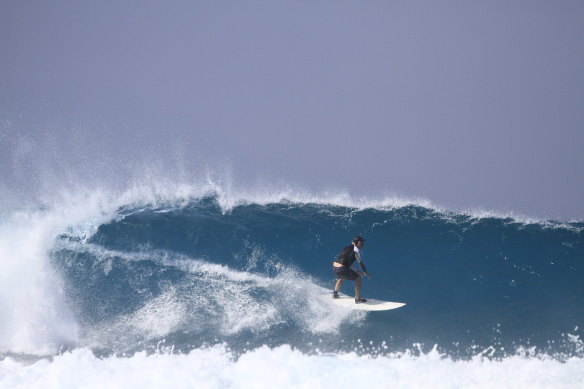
[335,245,368,273]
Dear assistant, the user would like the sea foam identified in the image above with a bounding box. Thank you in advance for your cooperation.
[1,345,583,389]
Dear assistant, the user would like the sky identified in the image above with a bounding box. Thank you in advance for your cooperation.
[1,0,583,220]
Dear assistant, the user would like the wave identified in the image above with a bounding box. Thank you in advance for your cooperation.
[0,182,583,361]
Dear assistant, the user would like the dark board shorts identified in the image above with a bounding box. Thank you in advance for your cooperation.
[332,265,359,281]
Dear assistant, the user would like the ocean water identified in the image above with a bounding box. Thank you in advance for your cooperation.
[0,184,583,388]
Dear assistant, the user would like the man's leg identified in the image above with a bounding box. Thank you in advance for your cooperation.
[334,279,343,292]
[354,276,362,299]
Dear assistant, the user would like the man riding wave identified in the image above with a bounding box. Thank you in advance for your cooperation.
[332,236,371,303]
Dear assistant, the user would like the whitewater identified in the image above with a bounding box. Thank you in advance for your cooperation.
[0,181,583,388]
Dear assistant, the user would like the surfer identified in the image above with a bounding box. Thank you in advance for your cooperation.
[332,236,371,303]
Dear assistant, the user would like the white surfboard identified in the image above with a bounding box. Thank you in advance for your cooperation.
[323,294,406,311]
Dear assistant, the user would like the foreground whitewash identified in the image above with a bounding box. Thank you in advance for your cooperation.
[2,345,583,389]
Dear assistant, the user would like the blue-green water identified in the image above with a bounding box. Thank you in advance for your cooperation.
[49,194,584,359]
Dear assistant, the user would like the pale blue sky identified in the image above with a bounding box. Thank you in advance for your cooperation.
[1,1,583,219]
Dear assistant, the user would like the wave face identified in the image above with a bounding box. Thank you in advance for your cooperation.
[44,194,583,357]
[1,190,583,387]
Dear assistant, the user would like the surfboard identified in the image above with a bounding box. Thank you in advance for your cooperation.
[324,294,406,311]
